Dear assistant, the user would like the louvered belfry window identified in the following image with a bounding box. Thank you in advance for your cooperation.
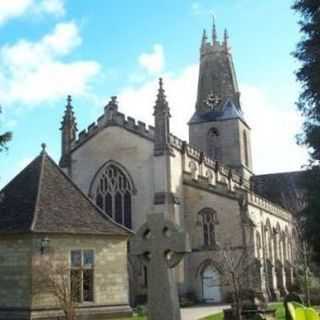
[95,164,133,229]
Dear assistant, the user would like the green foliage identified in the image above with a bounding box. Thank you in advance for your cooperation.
[0,106,12,152]
[293,0,320,159]
[134,305,146,317]
[293,0,320,263]
[274,303,286,320]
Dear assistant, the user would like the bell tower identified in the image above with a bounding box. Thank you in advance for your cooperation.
[189,19,253,180]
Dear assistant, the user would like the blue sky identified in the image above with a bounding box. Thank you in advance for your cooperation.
[0,0,308,188]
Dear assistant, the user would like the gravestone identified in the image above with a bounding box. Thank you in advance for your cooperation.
[130,212,190,320]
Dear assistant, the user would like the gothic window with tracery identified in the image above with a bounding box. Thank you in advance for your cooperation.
[93,163,133,229]
[207,128,222,161]
[199,208,218,248]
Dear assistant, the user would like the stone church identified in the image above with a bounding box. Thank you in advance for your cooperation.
[59,22,300,304]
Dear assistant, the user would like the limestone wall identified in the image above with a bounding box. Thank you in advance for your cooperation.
[0,234,32,308]
[71,125,154,231]
[189,118,250,173]
[31,234,129,308]
[182,183,242,299]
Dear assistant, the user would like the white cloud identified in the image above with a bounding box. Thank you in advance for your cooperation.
[0,0,65,25]
[138,44,165,75]
[241,84,308,174]
[118,64,308,174]
[0,21,100,105]
[119,65,198,140]
[191,1,214,16]
[36,0,65,16]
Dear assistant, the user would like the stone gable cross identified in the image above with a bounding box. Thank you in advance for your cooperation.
[130,212,190,320]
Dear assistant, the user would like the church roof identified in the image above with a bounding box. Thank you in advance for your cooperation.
[0,149,131,236]
[189,99,247,125]
[251,171,306,214]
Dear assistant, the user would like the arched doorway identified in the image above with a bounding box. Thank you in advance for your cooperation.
[201,265,222,303]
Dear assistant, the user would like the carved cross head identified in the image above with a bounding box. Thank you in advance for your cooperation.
[130,213,190,269]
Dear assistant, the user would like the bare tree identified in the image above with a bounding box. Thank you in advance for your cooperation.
[215,242,262,320]
[293,221,312,306]
[33,256,81,320]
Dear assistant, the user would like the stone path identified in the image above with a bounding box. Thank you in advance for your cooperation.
[181,304,229,320]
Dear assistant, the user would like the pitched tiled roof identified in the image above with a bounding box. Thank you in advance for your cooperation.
[0,151,130,235]
[251,171,306,214]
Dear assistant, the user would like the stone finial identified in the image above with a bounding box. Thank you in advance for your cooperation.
[224,28,229,51]
[110,96,118,106]
[159,77,164,92]
[105,96,118,110]
[67,95,72,107]
[154,78,169,111]
[41,143,47,153]
[201,29,208,47]
[212,15,217,44]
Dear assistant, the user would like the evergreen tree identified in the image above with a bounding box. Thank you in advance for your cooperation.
[293,0,320,262]
[0,106,11,152]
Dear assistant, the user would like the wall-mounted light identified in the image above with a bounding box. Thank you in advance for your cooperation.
[196,217,202,228]
[40,236,50,255]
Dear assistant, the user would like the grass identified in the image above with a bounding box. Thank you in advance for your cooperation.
[111,317,145,320]
[114,303,320,320]
[201,303,286,320]
[112,317,145,320]
[270,302,286,320]
[201,311,224,320]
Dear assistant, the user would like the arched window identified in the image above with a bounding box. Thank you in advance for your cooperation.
[92,163,134,229]
[243,130,249,167]
[256,231,262,260]
[264,220,273,261]
[199,208,218,248]
[207,128,222,161]
[282,231,287,262]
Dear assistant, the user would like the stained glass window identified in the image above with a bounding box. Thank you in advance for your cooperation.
[94,164,133,229]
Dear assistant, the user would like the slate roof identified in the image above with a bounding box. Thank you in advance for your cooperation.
[189,99,248,126]
[251,171,306,214]
[0,150,130,235]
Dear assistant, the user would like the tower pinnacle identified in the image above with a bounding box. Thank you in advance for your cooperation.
[59,95,77,171]
[201,29,208,47]
[224,28,229,51]
[212,16,217,44]
[154,78,172,156]
[67,94,72,107]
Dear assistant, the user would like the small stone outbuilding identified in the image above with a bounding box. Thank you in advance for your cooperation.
[0,147,132,319]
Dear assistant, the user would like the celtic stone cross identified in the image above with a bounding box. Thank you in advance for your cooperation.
[130,212,190,320]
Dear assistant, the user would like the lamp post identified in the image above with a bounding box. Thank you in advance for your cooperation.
[40,236,50,255]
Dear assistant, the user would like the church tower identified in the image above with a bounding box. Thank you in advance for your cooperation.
[189,19,253,180]
[59,95,77,174]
